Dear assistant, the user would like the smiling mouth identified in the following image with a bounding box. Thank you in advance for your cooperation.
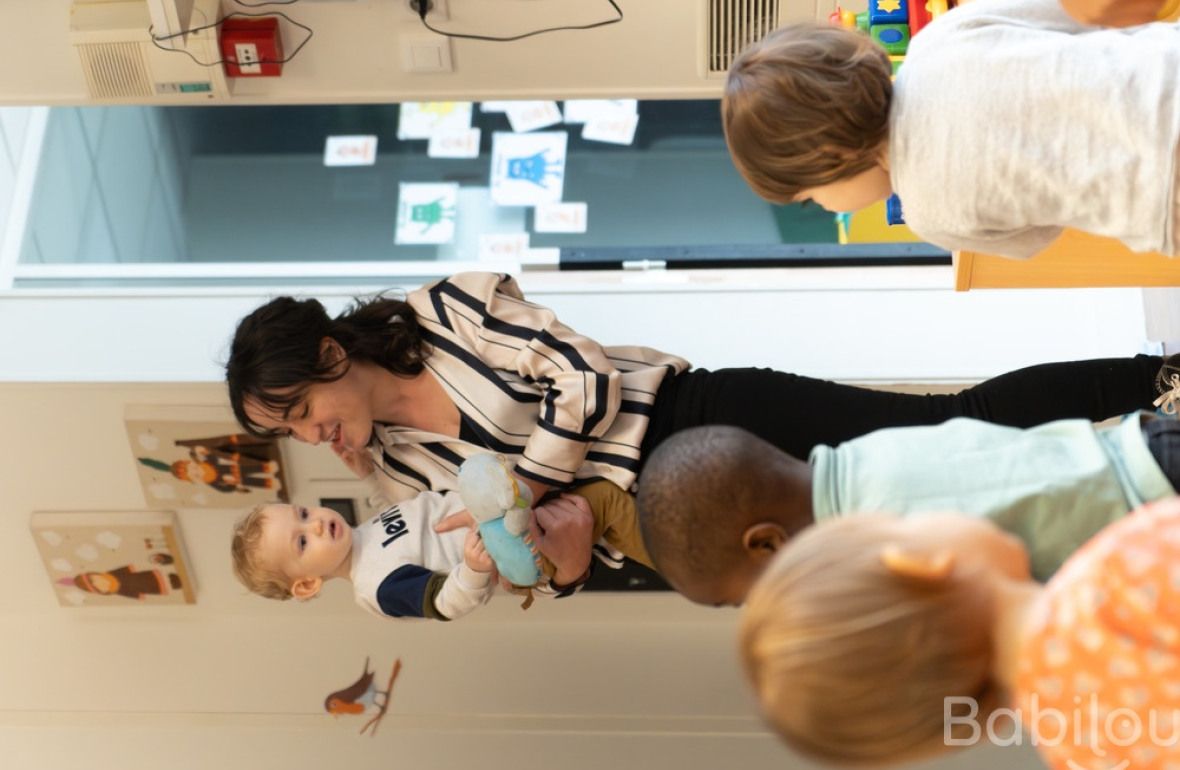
[330,425,342,447]
[328,519,337,539]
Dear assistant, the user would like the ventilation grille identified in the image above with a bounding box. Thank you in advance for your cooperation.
[76,42,152,99]
[707,0,781,75]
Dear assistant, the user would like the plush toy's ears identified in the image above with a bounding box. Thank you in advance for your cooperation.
[879,543,955,583]
[291,576,324,601]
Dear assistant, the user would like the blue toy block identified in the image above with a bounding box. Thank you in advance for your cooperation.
[869,0,909,25]
[871,23,911,55]
[885,194,906,226]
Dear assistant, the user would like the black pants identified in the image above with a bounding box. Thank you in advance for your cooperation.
[1145,416,1180,490]
[640,355,1163,463]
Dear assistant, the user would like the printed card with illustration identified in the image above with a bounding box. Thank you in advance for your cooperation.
[125,404,288,509]
[489,131,568,207]
[30,510,196,607]
[395,182,460,244]
[397,102,474,140]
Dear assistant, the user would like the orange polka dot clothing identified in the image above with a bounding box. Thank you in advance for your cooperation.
[1016,499,1180,770]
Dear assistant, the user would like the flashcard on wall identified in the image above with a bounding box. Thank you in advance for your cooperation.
[323,135,378,167]
[504,101,563,133]
[582,113,639,146]
[563,99,637,124]
[480,101,512,113]
[478,232,530,262]
[395,182,460,244]
[490,131,567,206]
[427,128,482,159]
[397,102,474,140]
[533,201,588,233]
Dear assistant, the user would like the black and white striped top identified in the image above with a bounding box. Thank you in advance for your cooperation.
[368,272,690,502]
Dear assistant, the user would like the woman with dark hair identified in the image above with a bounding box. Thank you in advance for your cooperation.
[227,271,1172,515]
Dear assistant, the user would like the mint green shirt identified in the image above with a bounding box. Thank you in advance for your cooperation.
[810,415,1175,581]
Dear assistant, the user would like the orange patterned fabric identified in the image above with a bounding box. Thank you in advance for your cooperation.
[1015,500,1180,770]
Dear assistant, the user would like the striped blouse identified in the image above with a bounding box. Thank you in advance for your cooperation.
[367,272,690,503]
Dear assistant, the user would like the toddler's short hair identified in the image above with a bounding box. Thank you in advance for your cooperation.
[739,516,997,765]
[723,22,893,204]
[231,504,294,601]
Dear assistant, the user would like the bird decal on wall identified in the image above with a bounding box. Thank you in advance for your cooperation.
[323,656,403,736]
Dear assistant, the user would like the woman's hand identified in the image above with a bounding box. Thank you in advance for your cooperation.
[1058,0,1165,26]
[529,495,594,587]
[332,443,374,479]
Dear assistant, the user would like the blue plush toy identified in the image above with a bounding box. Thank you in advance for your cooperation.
[457,454,543,586]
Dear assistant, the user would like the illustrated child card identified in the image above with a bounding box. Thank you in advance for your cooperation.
[30,509,196,607]
[395,182,460,244]
[125,404,288,509]
[397,102,474,140]
[490,131,568,207]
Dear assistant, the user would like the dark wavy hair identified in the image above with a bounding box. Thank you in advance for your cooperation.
[226,294,429,437]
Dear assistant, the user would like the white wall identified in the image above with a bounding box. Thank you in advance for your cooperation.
[0,270,1152,383]
[0,0,834,105]
[0,381,1062,770]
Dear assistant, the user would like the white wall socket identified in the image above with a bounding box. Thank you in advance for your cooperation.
[234,42,261,75]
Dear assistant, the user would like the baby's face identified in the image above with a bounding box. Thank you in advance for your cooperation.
[258,504,354,587]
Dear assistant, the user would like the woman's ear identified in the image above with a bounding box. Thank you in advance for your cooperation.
[290,575,324,601]
[318,337,348,372]
[879,543,955,583]
[741,523,789,563]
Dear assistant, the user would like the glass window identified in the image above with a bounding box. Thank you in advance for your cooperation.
[13,100,946,288]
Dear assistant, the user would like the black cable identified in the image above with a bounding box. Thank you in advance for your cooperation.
[232,0,300,6]
[417,0,622,42]
[150,10,313,68]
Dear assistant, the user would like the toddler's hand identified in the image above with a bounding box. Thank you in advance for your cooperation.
[464,530,495,573]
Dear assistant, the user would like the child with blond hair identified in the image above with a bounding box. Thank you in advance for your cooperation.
[231,479,648,620]
[723,0,1180,258]
[739,496,1180,770]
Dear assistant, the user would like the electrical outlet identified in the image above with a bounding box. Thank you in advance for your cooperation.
[234,42,261,75]
[406,0,449,21]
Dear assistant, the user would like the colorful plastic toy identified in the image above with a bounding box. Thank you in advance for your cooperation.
[871,23,911,54]
[869,0,909,25]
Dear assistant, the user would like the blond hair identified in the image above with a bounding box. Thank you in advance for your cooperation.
[739,517,997,765]
[723,22,893,204]
[231,504,295,601]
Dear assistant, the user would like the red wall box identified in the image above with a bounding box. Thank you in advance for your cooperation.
[219,17,284,77]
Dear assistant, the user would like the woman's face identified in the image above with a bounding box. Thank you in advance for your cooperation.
[243,361,376,454]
